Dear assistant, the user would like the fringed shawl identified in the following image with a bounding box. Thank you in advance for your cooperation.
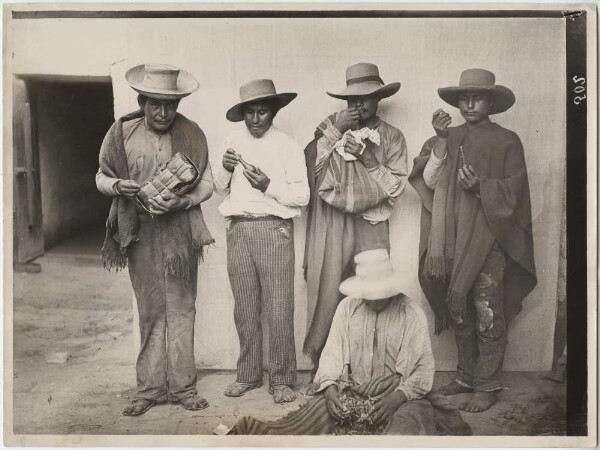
[99,110,214,279]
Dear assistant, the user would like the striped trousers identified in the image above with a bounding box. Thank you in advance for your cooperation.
[226,217,297,387]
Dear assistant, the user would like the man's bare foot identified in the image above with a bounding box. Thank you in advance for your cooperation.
[437,380,473,396]
[459,391,497,413]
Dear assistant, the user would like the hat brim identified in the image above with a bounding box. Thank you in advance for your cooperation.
[437,85,515,114]
[327,82,401,100]
[226,93,297,122]
[339,275,403,300]
[126,64,199,100]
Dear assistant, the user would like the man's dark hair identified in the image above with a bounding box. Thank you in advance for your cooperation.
[137,94,180,109]
[243,98,282,118]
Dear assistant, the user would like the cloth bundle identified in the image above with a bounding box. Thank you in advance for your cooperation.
[318,128,386,214]
[332,128,381,161]
[136,152,200,212]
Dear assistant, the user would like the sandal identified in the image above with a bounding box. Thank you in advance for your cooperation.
[179,393,209,411]
[270,384,296,404]
[122,398,156,416]
[223,381,263,397]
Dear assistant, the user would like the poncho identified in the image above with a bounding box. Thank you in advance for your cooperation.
[409,122,537,333]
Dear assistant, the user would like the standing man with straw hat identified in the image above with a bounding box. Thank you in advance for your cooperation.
[214,79,309,404]
[303,63,408,375]
[96,64,215,416]
[409,69,537,413]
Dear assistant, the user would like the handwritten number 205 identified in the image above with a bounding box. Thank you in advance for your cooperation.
[573,76,586,105]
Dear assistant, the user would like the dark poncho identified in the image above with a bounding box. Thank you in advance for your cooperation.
[409,122,537,333]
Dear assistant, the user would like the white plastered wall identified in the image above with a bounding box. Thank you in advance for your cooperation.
[12,16,566,371]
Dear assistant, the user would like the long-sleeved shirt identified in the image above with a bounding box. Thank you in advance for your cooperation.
[313,295,435,401]
[96,117,213,207]
[423,148,447,189]
[213,125,310,219]
[315,117,407,223]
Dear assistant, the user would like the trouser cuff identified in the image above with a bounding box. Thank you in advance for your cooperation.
[168,387,198,402]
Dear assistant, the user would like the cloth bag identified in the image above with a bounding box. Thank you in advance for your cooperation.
[318,149,386,214]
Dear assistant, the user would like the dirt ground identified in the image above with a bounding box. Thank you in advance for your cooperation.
[11,240,566,436]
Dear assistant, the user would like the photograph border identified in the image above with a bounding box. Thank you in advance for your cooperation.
[3,2,597,447]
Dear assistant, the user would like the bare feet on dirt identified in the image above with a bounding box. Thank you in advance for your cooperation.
[437,380,473,396]
[459,391,497,413]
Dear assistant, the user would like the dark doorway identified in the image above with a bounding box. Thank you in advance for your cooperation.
[13,76,115,268]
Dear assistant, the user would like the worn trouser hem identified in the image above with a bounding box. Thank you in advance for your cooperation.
[236,376,264,385]
[455,379,473,389]
[135,392,168,403]
[269,380,297,388]
[168,388,198,402]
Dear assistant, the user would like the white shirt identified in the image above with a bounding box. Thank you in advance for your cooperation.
[423,149,447,190]
[314,296,434,401]
[213,125,310,218]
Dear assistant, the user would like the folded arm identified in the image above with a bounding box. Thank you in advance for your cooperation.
[364,133,408,201]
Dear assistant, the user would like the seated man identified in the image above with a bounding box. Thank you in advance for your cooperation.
[231,250,471,435]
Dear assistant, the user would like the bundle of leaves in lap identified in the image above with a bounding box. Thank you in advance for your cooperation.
[333,390,386,435]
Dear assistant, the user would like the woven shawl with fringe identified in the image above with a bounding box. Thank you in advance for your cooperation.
[99,110,214,280]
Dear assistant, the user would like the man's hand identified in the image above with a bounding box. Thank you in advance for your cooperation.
[147,189,190,215]
[344,136,379,169]
[243,166,271,192]
[223,148,239,172]
[432,108,451,138]
[324,385,345,420]
[457,165,480,194]
[370,390,407,425]
[116,180,141,199]
[333,108,360,134]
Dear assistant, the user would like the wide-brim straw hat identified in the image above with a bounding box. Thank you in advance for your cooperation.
[126,63,199,100]
[327,63,400,100]
[226,79,297,122]
[438,68,515,114]
[339,249,404,300]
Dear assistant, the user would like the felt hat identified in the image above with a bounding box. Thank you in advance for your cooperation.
[327,63,401,100]
[339,249,404,300]
[226,79,297,122]
[438,69,515,114]
[126,64,199,100]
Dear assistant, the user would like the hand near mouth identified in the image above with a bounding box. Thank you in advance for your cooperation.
[333,108,360,134]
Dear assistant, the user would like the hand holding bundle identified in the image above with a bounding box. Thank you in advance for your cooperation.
[136,152,200,214]
[332,128,381,161]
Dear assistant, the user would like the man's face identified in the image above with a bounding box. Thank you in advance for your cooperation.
[243,101,274,138]
[346,95,379,125]
[364,297,394,313]
[458,91,492,125]
[143,98,179,133]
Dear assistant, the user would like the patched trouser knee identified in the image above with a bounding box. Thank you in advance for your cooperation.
[453,242,508,391]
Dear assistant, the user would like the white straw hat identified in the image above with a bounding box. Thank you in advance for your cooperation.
[339,249,404,300]
[226,79,297,122]
[327,63,400,100]
[126,63,199,100]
